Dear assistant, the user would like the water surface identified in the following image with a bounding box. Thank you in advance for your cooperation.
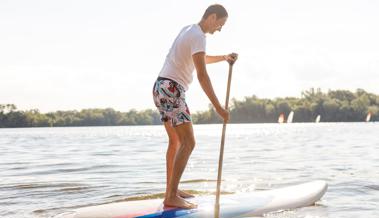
[0,123,378,217]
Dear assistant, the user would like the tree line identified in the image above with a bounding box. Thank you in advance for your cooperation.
[1,89,378,128]
[0,106,161,128]
[193,88,378,124]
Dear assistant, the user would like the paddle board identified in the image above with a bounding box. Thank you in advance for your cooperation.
[55,180,327,218]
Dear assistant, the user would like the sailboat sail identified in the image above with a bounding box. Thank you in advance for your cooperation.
[287,111,294,123]
[315,115,321,123]
[278,113,285,123]
[366,112,372,122]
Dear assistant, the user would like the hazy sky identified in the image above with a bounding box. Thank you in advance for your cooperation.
[1,0,378,113]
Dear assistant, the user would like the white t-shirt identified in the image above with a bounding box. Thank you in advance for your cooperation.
[158,24,206,91]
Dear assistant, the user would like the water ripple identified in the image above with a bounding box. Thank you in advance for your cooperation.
[0,123,378,218]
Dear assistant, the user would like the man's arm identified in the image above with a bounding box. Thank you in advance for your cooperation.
[205,53,238,65]
[193,52,229,121]
[205,55,226,64]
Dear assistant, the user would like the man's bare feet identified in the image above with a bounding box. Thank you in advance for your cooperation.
[163,195,197,209]
[178,190,194,198]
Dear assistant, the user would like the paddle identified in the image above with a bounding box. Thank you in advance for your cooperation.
[215,56,236,218]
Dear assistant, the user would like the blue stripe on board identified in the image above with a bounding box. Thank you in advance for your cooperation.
[136,208,197,218]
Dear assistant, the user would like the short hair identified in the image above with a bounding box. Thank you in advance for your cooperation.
[202,4,228,20]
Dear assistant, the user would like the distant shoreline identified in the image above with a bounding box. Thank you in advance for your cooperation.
[1,88,378,128]
[0,121,377,130]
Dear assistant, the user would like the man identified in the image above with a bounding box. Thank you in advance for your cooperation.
[152,4,238,209]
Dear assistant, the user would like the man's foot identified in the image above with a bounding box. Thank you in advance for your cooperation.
[178,189,194,198]
[163,195,197,209]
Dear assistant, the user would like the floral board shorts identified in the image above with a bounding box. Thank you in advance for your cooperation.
[152,77,192,127]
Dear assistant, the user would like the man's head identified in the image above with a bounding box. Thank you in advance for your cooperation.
[201,4,228,34]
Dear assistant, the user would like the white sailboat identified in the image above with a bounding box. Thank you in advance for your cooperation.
[366,112,372,122]
[287,111,294,123]
[278,113,285,124]
[315,115,321,123]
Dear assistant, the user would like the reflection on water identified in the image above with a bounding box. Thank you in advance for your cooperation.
[0,123,378,217]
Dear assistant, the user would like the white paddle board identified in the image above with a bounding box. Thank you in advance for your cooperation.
[55,180,327,218]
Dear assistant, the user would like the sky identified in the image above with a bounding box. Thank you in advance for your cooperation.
[1,0,378,113]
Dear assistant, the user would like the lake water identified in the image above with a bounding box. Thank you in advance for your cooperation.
[0,123,378,218]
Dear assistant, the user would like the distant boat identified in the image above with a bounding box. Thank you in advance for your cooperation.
[315,115,321,123]
[278,113,285,123]
[287,111,294,123]
[366,112,372,122]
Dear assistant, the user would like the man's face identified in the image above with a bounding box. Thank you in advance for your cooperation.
[209,16,227,34]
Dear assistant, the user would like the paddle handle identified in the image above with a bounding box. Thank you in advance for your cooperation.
[215,62,234,217]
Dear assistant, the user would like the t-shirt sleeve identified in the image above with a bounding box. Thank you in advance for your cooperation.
[190,35,206,55]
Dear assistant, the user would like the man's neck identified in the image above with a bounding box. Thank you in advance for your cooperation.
[198,20,208,34]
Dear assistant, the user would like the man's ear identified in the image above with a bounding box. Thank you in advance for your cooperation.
[210,13,217,22]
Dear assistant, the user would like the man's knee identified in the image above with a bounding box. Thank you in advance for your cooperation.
[174,122,195,151]
[182,137,196,151]
[168,137,180,148]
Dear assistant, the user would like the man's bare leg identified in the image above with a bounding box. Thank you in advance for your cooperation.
[163,122,197,209]
[164,122,195,199]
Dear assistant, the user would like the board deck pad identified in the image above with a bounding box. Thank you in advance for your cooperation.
[55,180,327,218]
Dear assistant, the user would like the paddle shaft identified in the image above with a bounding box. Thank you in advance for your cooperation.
[215,62,234,218]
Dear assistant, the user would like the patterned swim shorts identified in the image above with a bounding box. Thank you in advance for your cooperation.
[152,77,192,127]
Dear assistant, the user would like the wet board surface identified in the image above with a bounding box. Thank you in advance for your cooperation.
[55,180,327,218]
